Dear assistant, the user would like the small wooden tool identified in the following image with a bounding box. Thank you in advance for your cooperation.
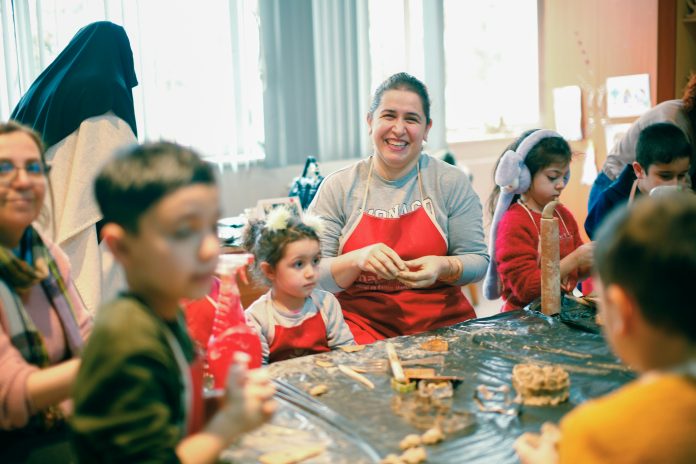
[386,342,407,383]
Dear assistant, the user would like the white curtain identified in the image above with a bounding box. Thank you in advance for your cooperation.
[0,0,265,166]
[312,0,372,161]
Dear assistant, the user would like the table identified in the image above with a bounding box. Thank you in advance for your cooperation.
[223,301,634,463]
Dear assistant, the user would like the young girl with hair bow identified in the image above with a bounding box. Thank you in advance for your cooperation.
[242,207,355,364]
[484,129,594,311]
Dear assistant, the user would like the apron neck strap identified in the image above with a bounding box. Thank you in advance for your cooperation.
[629,179,639,204]
[362,156,424,212]
[516,199,571,238]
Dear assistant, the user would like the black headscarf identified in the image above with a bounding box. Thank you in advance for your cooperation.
[10,21,138,148]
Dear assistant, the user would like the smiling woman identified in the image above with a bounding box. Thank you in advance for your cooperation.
[308,73,489,344]
[0,121,92,463]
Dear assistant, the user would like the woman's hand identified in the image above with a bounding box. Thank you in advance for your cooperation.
[354,243,407,280]
[397,256,451,288]
[26,358,81,412]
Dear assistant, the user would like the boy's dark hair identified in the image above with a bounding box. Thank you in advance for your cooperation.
[487,129,572,218]
[369,72,431,124]
[94,141,216,233]
[636,122,691,170]
[595,193,696,342]
[241,211,319,285]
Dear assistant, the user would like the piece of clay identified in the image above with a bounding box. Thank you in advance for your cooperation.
[315,359,334,368]
[339,344,366,352]
[259,444,325,464]
[512,363,570,406]
[418,380,453,400]
[420,338,448,352]
[380,454,403,464]
[399,434,422,450]
[400,446,427,464]
[421,426,445,445]
[308,384,328,396]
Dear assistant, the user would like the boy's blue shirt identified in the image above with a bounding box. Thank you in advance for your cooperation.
[585,165,638,239]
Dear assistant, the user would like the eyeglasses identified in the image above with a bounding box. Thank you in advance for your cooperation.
[0,160,46,184]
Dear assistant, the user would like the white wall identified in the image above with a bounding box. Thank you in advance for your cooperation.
[217,158,359,217]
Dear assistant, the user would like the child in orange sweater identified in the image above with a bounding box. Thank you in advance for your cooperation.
[515,193,696,463]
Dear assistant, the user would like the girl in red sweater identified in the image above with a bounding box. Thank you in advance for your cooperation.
[483,130,594,311]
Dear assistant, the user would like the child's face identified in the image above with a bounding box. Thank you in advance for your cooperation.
[634,158,690,194]
[266,238,321,305]
[119,184,220,311]
[525,161,569,211]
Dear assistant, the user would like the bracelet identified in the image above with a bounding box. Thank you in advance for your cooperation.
[439,257,462,284]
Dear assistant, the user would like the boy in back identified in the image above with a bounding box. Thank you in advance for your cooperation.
[71,142,275,463]
[585,122,691,238]
[516,193,696,463]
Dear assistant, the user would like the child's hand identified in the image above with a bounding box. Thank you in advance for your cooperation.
[576,242,594,267]
[574,242,595,274]
[514,422,561,464]
[214,354,276,442]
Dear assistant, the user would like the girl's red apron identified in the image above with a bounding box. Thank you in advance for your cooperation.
[338,157,475,344]
[268,311,331,362]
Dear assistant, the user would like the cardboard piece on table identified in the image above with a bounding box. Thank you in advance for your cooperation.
[403,368,436,378]
[420,338,448,352]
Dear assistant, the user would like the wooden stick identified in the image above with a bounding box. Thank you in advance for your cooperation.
[259,445,325,464]
[541,201,561,315]
[338,364,375,389]
[385,342,407,383]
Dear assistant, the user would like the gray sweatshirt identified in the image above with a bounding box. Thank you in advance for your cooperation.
[603,99,696,180]
[308,154,489,292]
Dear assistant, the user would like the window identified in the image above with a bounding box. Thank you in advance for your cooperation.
[443,0,540,141]
[367,0,540,142]
[0,0,265,164]
[367,0,425,92]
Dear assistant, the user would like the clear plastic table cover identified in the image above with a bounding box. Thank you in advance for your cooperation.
[223,300,634,463]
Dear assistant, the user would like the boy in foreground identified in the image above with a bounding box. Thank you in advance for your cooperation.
[71,142,275,463]
[516,193,696,463]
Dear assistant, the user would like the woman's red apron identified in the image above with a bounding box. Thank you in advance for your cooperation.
[338,158,475,344]
[268,311,331,362]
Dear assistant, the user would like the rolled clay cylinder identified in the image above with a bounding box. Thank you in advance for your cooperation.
[540,201,561,315]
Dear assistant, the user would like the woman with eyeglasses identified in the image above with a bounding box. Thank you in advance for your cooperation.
[0,121,92,463]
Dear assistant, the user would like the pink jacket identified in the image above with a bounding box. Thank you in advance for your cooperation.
[0,232,92,429]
